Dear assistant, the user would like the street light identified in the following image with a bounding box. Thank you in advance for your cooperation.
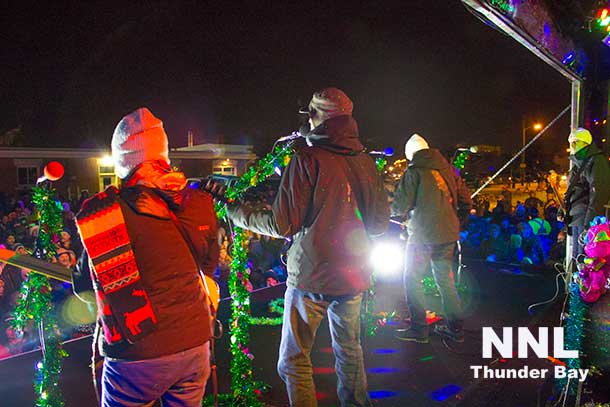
[520,121,543,185]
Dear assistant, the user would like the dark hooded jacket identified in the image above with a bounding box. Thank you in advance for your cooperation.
[565,143,610,228]
[228,115,389,295]
[391,148,472,244]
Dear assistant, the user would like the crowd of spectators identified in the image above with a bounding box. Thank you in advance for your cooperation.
[0,191,89,358]
[0,178,567,359]
[460,192,566,267]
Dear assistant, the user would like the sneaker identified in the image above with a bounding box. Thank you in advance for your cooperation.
[394,328,429,343]
[434,325,464,343]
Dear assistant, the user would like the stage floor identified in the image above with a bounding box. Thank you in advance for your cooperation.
[0,260,563,406]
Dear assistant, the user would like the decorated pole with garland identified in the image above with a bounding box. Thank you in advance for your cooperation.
[207,142,294,406]
[12,185,67,407]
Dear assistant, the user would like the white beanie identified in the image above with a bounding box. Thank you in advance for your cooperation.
[404,133,429,160]
[111,108,170,179]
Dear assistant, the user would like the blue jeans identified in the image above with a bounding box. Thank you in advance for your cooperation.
[404,242,462,332]
[277,287,369,407]
[101,342,210,407]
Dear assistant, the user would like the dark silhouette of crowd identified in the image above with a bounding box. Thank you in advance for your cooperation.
[461,193,565,267]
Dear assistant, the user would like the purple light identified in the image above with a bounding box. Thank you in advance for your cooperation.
[562,52,574,65]
[543,23,551,38]
[430,384,462,402]
[374,348,399,354]
[367,367,401,374]
[368,390,398,399]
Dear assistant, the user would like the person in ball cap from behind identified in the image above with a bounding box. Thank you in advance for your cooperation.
[564,127,610,259]
[391,134,472,344]
[226,88,389,406]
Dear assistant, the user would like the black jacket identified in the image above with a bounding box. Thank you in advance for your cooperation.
[566,144,610,227]
[391,148,472,244]
[228,115,390,295]
[74,185,219,359]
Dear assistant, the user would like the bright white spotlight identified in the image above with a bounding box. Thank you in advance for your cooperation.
[370,240,404,276]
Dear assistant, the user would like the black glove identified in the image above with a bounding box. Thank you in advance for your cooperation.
[201,180,230,204]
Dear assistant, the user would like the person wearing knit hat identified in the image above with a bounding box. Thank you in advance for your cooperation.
[227,87,389,406]
[111,107,170,179]
[73,107,219,407]
[391,134,472,344]
[564,127,610,260]
[300,87,353,129]
[568,127,593,155]
[404,133,429,161]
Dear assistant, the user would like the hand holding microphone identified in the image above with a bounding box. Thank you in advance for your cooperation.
[456,146,479,153]
[368,147,394,157]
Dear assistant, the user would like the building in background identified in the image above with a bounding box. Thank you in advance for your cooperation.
[0,143,256,200]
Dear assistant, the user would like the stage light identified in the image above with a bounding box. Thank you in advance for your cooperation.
[370,240,403,276]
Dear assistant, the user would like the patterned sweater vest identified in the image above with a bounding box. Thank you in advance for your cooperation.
[76,186,157,344]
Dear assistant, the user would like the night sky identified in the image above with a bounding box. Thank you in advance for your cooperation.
[1,2,571,159]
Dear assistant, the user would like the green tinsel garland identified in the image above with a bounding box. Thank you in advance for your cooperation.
[557,282,589,396]
[488,0,515,14]
[453,151,469,172]
[375,157,387,173]
[212,143,294,406]
[12,186,67,407]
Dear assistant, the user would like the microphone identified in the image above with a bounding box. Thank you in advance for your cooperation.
[368,147,394,157]
[456,146,479,153]
[276,131,302,142]
[37,161,64,184]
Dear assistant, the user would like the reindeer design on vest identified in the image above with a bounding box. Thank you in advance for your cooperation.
[124,289,157,336]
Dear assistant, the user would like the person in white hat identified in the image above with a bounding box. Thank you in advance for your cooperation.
[564,127,610,258]
[73,108,219,407]
[391,133,473,344]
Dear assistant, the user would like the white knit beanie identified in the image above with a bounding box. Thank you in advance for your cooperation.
[111,108,170,179]
[404,133,429,160]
